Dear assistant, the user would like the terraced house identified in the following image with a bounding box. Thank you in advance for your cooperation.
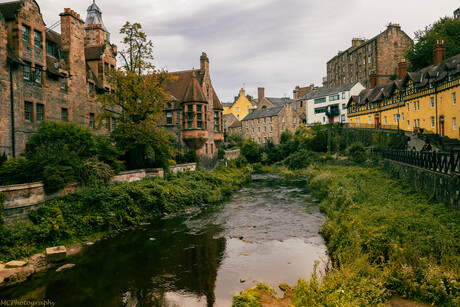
[347,41,460,140]
[0,0,117,157]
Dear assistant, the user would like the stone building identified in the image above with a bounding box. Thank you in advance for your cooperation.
[241,97,300,145]
[161,53,224,168]
[347,42,460,140]
[0,0,117,157]
[326,24,413,89]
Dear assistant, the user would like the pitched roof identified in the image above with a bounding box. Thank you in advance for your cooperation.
[164,70,206,108]
[263,97,292,107]
[85,45,106,60]
[0,1,22,20]
[229,120,242,128]
[6,44,24,65]
[46,55,63,77]
[45,29,61,48]
[212,87,223,110]
[85,0,108,32]
[302,83,357,100]
[242,106,284,121]
[222,102,233,108]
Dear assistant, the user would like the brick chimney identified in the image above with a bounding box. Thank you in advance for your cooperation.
[433,39,446,66]
[200,52,209,77]
[352,38,364,47]
[398,60,407,79]
[60,8,85,82]
[258,87,265,102]
[369,70,377,89]
[239,88,245,98]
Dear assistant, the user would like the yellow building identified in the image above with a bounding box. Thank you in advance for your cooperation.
[223,88,255,120]
[348,43,460,140]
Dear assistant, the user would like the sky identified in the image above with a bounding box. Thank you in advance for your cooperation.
[2,0,459,102]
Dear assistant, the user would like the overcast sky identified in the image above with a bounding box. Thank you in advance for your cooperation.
[2,0,459,102]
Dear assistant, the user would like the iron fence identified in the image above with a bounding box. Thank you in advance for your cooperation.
[0,173,43,186]
[383,149,460,174]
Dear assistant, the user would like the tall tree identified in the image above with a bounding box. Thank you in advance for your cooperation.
[406,17,460,71]
[98,22,177,169]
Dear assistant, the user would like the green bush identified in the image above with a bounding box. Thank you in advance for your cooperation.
[279,149,319,170]
[346,143,367,163]
[0,157,29,177]
[0,192,4,226]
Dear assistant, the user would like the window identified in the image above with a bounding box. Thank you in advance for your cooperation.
[252,127,254,133]
[247,106,250,110]
[270,117,272,123]
[106,119,111,131]
[368,116,371,124]
[246,128,248,134]
[402,113,404,121]
[46,42,57,57]
[431,116,435,128]
[430,97,435,108]
[214,112,220,132]
[61,108,68,122]
[414,102,416,111]
[407,120,410,130]
[282,116,285,123]
[237,115,239,119]
[61,78,66,90]
[293,117,296,123]
[23,63,31,80]
[368,44,372,52]
[257,119,259,125]
[314,107,327,114]
[34,65,42,83]
[417,100,420,111]
[257,127,260,133]
[314,97,326,104]
[89,83,94,97]
[89,113,95,129]
[384,116,387,125]
[236,107,239,111]
[264,126,266,132]
[342,92,346,99]
[341,114,345,123]
[393,114,396,123]
[454,117,457,130]
[34,30,42,48]
[453,92,457,105]
[104,63,109,72]
[282,126,285,131]
[25,102,32,122]
[342,103,346,110]
[407,103,410,112]
[417,119,420,128]
[166,112,173,125]
[413,119,417,128]
[329,94,340,101]
[111,118,116,130]
[197,105,203,129]
[270,126,273,132]
[22,25,30,43]
[36,104,44,123]
[263,118,266,124]
[257,138,260,143]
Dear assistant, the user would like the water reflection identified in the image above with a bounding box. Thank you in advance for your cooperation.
[0,174,327,307]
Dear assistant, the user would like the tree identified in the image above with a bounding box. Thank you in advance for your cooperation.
[406,17,460,71]
[241,138,259,163]
[98,22,177,169]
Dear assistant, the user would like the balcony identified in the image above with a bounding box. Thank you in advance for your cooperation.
[182,129,208,150]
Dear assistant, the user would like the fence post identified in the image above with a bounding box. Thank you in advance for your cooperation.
[450,149,455,173]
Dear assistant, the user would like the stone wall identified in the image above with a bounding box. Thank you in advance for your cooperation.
[224,149,240,161]
[383,159,460,211]
[1,163,197,220]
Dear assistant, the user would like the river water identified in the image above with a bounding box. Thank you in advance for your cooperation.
[0,174,327,307]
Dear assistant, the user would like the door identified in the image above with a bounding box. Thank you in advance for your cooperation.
[439,116,445,136]
[375,114,380,129]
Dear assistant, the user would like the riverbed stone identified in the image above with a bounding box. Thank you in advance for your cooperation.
[5,260,27,268]
[45,246,67,263]
[56,263,75,272]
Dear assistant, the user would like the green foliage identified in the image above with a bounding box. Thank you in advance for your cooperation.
[296,165,460,305]
[406,17,460,71]
[176,150,198,164]
[0,167,250,261]
[23,121,121,191]
[232,283,275,307]
[0,157,28,177]
[241,138,259,163]
[226,133,244,148]
[0,192,4,226]
[78,157,115,187]
[278,149,319,170]
[346,142,367,163]
[0,152,7,168]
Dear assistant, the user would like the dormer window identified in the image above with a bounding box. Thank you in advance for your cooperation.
[46,41,58,57]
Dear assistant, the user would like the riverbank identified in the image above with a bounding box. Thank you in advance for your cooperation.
[234,164,460,306]
[0,166,251,288]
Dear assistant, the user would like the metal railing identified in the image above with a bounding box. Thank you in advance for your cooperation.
[0,173,43,186]
[383,149,460,174]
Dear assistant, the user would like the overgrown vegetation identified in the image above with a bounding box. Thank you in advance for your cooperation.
[288,165,460,306]
[0,166,250,261]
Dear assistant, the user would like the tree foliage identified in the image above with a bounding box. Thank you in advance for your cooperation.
[406,17,460,71]
[97,22,177,168]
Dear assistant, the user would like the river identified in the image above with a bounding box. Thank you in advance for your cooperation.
[0,174,327,306]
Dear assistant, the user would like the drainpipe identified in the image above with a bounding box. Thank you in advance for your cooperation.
[435,87,438,135]
[9,64,16,157]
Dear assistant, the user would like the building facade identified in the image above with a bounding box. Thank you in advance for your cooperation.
[222,88,255,120]
[299,83,364,125]
[0,0,116,157]
[347,42,460,140]
[161,53,224,168]
[326,24,413,89]
[241,98,300,145]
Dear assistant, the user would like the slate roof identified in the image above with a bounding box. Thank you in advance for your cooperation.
[229,120,242,128]
[242,106,284,121]
[84,0,108,32]
[0,1,22,20]
[263,97,294,107]
[222,102,233,108]
[6,44,24,65]
[45,29,61,48]
[85,45,106,60]
[302,83,357,100]
[46,55,63,77]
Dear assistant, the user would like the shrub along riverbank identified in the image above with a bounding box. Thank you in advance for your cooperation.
[0,166,250,262]
[234,164,460,306]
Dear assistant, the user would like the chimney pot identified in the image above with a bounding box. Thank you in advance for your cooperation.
[258,87,265,102]
[433,39,446,66]
[398,60,407,79]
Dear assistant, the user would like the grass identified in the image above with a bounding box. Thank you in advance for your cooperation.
[233,164,460,306]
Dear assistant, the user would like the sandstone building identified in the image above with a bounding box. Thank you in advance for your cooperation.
[326,24,413,89]
[222,88,256,120]
[161,53,224,168]
[0,0,117,157]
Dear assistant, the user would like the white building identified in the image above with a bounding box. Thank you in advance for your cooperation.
[301,83,364,125]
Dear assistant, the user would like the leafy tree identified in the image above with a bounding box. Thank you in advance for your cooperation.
[241,138,259,163]
[98,22,177,169]
[406,17,460,71]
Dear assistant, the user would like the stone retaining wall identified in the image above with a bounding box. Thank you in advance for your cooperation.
[383,159,460,211]
[1,163,197,221]
[224,149,240,161]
